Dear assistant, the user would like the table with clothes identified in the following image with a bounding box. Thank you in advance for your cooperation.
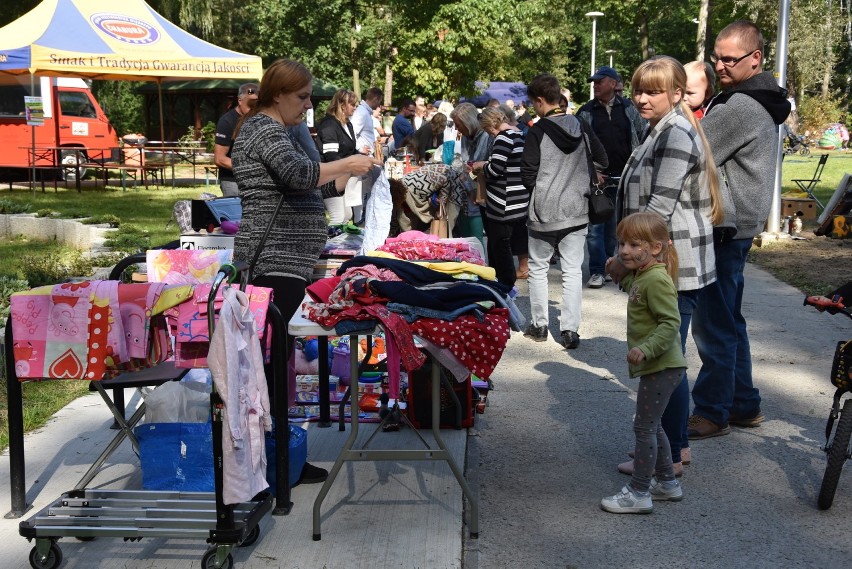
[291,230,523,539]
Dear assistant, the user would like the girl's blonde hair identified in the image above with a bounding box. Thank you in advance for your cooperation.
[630,57,724,225]
[478,106,507,131]
[327,88,357,124]
[617,212,679,285]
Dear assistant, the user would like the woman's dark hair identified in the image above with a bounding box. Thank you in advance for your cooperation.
[235,59,312,137]
[527,74,561,105]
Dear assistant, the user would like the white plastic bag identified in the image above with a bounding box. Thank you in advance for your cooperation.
[142,381,210,423]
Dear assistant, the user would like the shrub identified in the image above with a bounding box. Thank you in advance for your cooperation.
[35,209,56,218]
[82,214,121,227]
[19,250,93,287]
[103,225,150,253]
[798,94,846,138]
[0,276,30,322]
[0,199,31,214]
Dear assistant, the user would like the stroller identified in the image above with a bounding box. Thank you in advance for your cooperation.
[785,126,811,156]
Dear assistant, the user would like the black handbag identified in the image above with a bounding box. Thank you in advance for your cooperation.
[581,134,613,224]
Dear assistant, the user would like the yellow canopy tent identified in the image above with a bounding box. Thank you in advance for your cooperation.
[0,0,262,142]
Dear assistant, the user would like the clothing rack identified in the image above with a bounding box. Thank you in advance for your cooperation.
[5,261,291,569]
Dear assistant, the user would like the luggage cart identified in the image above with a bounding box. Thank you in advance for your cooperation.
[6,260,293,569]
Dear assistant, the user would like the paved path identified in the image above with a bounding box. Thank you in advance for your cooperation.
[1,262,850,569]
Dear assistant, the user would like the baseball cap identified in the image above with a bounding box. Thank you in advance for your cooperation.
[589,66,620,82]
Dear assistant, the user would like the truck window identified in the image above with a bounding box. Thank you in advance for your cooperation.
[59,91,97,118]
[0,84,30,117]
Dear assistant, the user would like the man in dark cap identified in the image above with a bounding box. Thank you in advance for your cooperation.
[576,66,646,289]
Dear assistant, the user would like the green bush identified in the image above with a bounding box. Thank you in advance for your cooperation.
[0,199,31,214]
[103,225,151,253]
[19,250,93,287]
[798,94,846,138]
[82,214,121,227]
[35,209,56,218]
[0,276,30,322]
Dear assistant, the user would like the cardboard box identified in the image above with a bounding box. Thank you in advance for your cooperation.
[180,232,234,251]
[781,198,818,221]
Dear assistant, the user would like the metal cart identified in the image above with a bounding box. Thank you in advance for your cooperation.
[6,260,293,569]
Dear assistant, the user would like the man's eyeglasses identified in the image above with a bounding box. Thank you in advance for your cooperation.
[710,49,757,67]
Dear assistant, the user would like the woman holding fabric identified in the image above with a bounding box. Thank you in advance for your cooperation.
[606,56,723,478]
[316,88,360,225]
[231,59,378,483]
[469,107,527,286]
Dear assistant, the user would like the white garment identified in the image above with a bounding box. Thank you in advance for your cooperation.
[208,286,271,505]
[359,170,393,254]
[352,100,376,155]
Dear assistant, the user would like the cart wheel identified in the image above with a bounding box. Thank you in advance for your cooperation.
[238,524,261,547]
[29,542,63,569]
[818,399,852,510]
[800,146,811,156]
[201,547,234,569]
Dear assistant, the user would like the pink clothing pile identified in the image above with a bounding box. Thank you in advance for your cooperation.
[10,281,169,380]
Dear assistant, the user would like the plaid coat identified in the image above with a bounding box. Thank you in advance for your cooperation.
[618,106,716,292]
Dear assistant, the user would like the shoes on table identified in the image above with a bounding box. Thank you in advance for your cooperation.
[561,330,580,349]
[687,415,730,440]
[294,462,328,486]
[729,410,766,428]
[617,460,683,478]
[587,274,605,288]
[523,324,548,342]
[600,485,653,514]
[628,447,690,465]
[649,479,684,502]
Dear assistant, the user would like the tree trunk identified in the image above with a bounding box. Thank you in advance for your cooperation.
[384,63,393,107]
[639,12,650,60]
[696,0,710,60]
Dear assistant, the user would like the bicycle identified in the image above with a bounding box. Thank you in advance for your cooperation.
[804,291,852,509]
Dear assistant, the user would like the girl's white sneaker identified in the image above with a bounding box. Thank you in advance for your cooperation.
[649,479,683,501]
[600,485,653,514]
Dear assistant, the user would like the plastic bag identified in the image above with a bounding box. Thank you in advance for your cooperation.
[142,381,210,423]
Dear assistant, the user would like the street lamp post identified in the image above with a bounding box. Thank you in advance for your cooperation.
[585,11,604,101]
[605,49,617,69]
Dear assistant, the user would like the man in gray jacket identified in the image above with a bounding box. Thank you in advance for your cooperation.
[520,73,607,349]
[688,20,791,439]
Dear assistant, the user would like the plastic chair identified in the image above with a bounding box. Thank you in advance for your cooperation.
[792,154,829,209]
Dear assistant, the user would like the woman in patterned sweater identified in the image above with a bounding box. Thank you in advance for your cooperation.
[231,61,377,483]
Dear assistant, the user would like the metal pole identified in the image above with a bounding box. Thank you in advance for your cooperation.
[585,12,604,101]
[769,0,791,234]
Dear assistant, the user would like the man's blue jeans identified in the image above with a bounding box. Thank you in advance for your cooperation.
[660,289,699,463]
[586,186,617,275]
[691,238,761,426]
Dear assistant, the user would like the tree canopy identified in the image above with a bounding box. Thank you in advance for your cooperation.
[2,0,850,113]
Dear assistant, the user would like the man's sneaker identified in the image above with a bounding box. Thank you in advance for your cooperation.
[649,479,684,501]
[600,485,653,514]
[687,415,730,439]
[729,410,766,428]
[587,274,605,288]
[523,324,548,342]
[561,330,580,349]
[604,274,613,282]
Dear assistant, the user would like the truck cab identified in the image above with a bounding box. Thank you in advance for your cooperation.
[0,76,120,176]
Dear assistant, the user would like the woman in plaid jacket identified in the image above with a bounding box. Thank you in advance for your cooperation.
[607,56,723,479]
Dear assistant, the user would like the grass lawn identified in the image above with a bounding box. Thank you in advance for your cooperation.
[780,149,851,205]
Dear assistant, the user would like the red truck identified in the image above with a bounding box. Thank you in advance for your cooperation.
[0,76,120,179]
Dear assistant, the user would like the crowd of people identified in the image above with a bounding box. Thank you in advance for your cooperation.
[214,18,790,514]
